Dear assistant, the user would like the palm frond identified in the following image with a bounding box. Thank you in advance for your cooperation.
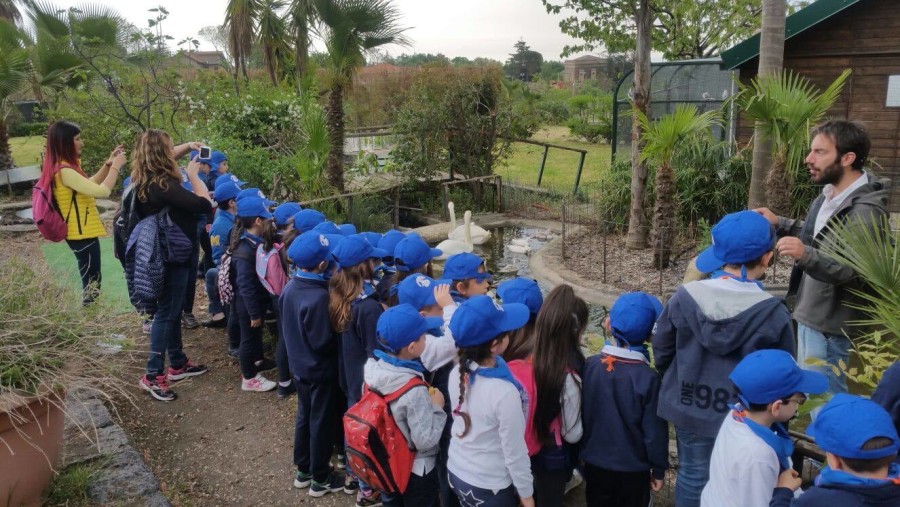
[637,104,720,166]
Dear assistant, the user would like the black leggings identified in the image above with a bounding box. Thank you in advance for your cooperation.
[66,238,101,305]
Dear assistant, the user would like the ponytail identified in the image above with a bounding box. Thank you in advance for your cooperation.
[453,337,501,438]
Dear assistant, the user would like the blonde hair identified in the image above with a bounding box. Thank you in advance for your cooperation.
[130,129,180,202]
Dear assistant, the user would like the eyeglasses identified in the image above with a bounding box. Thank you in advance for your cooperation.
[782,395,808,406]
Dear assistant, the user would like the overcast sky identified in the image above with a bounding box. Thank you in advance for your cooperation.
[49,0,591,62]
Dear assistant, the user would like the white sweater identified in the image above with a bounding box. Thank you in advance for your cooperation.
[420,304,458,372]
[447,363,533,498]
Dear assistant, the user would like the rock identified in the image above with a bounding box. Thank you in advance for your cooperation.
[87,449,161,503]
[64,398,113,431]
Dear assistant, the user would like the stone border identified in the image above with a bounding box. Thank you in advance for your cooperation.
[62,388,170,506]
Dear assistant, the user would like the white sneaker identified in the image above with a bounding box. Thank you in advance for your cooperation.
[242,374,276,392]
[564,468,583,495]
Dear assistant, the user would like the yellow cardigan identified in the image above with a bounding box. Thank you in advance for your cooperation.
[53,168,109,240]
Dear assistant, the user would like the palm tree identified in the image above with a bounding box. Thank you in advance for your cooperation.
[0,0,20,22]
[257,0,290,85]
[315,0,409,193]
[225,0,260,87]
[638,104,719,268]
[289,0,316,86]
[739,69,850,216]
[0,18,28,171]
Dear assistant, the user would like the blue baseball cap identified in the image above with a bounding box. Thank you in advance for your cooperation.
[180,168,193,191]
[808,394,900,460]
[450,295,530,348]
[210,150,227,172]
[496,278,543,315]
[313,221,342,235]
[361,232,383,248]
[273,202,303,227]
[236,195,274,219]
[398,274,451,310]
[696,211,775,273]
[236,188,276,207]
[377,304,444,353]
[394,235,442,272]
[443,253,491,281]
[729,349,828,405]
[216,173,244,190]
[609,292,663,345]
[213,179,241,202]
[339,223,357,236]
[332,234,388,268]
[287,231,332,269]
[378,230,407,261]
[293,209,327,233]
[122,176,131,188]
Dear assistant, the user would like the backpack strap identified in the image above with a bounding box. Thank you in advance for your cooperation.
[382,377,428,404]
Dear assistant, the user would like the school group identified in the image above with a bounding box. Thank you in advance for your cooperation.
[41,120,900,507]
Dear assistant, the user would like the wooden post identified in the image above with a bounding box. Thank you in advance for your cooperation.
[573,151,586,195]
[536,145,549,186]
[347,195,355,224]
[393,188,400,228]
[442,184,450,221]
[495,175,503,212]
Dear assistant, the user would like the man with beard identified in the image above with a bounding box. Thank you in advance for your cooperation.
[756,120,891,401]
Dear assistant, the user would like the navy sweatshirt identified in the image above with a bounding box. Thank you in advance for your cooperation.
[232,235,268,321]
[769,481,900,507]
[279,275,338,382]
[652,278,795,438]
[580,346,669,480]
[341,296,384,406]
[872,361,900,464]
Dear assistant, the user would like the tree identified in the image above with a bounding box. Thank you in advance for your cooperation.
[315,0,409,193]
[288,0,316,86]
[638,104,719,268]
[199,25,234,71]
[225,0,260,88]
[739,70,850,216]
[538,60,564,82]
[257,0,290,85]
[504,39,542,81]
[0,0,20,22]
[388,52,450,67]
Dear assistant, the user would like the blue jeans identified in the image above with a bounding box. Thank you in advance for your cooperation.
[675,427,716,507]
[294,378,337,483]
[146,263,190,376]
[448,472,517,507]
[797,323,852,397]
[204,268,223,315]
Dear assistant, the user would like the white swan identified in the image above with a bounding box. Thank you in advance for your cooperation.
[450,210,491,245]
[508,235,531,255]
[510,238,530,248]
[447,201,458,230]
[436,210,473,260]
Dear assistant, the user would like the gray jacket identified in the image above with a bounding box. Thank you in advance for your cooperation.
[363,358,447,475]
[778,176,892,337]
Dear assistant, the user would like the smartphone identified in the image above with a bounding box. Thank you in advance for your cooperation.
[199,145,211,159]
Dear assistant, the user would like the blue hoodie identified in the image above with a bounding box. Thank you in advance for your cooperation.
[232,233,269,321]
[340,294,385,406]
[279,275,338,382]
[652,278,795,438]
[872,361,900,465]
[769,464,900,506]
[208,209,235,266]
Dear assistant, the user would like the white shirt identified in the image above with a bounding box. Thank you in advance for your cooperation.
[814,171,868,236]
[447,363,533,498]
[701,414,783,507]
[420,304,458,372]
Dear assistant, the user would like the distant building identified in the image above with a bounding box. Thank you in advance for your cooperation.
[563,55,607,83]
[180,51,227,69]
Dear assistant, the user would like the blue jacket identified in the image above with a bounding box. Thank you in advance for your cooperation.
[340,296,384,406]
[125,214,164,311]
[769,478,900,506]
[652,278,795,438]
[232,234,268,321]
[209,209,235,266]
[872,361,900,460]
[580,346,669,480]
[279,275,338,382]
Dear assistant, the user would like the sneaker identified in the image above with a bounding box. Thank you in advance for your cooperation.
[356,490,382,507]
[335,453,346,470]
[167,360,209,381]
[564,468,583,495]
[241,374,276,392]
[182,312,200,329]
[277,381,296,399]
[227,348,240,359]
[255,358,276,371]
[293,470,312,489]
[139,374,177,402]
[202,315,227,328]
[343,477,359,495]
[142,319,153,335]
[309,473,345,498]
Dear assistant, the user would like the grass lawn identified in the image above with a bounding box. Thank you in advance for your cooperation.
[41,237,133,314]
[9,135,44,167]
[497,126,612,192]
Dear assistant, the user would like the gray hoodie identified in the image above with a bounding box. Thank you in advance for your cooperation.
[363,358,447,476]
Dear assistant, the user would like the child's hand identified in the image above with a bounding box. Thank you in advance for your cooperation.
[434,284,453,308]
[650,478,664,492]
[519,496,534,507]
[776,469,801,491]
[429,386,444,407]
[250,318,262,328]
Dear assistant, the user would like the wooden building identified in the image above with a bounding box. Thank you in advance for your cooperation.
[721,0,900,211]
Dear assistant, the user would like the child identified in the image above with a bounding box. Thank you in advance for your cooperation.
[329,233,388,507]
[203,177,241,329]
[442,252,492,303]
[872,361,900,465]
[364,304,448,506]
[581,292,668,507]
[496,278,543,362]
[447,295,534,507]
[375,230,406,301]
[292,208,326,234]
[770,394,900,506]
[231,195,278,392]
[384,234,442,305]
[258,215,293,398]
[652,210,795,507]
[508,284,586,507]
[273,202,303,236]
[700,349,828,507]
[281,231,346,497]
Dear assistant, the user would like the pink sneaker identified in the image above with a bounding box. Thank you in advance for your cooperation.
[241,374,276,392]
[139,374,177,401]
[167,360,208,381]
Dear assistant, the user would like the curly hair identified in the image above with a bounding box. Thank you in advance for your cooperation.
[328,261,375,332]
[130,129,180,202]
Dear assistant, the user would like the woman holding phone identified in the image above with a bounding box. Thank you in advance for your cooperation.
[44,120,126,305]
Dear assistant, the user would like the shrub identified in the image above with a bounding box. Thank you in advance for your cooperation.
[566,118,612,144]
[8,122,47,138]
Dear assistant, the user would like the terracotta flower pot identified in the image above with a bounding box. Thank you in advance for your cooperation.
[0,391,65,507]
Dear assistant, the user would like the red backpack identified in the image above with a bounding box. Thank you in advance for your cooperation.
[508,358,564,457]
[343,377,427,495]
[32,170,68,242]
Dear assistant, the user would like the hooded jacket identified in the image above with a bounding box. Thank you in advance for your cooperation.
[653,278,795,438]
[769,474,900,506]
[279,275,338,382]
[363,358,447,476]
[872,361,900,465]
[779,177,892,337]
